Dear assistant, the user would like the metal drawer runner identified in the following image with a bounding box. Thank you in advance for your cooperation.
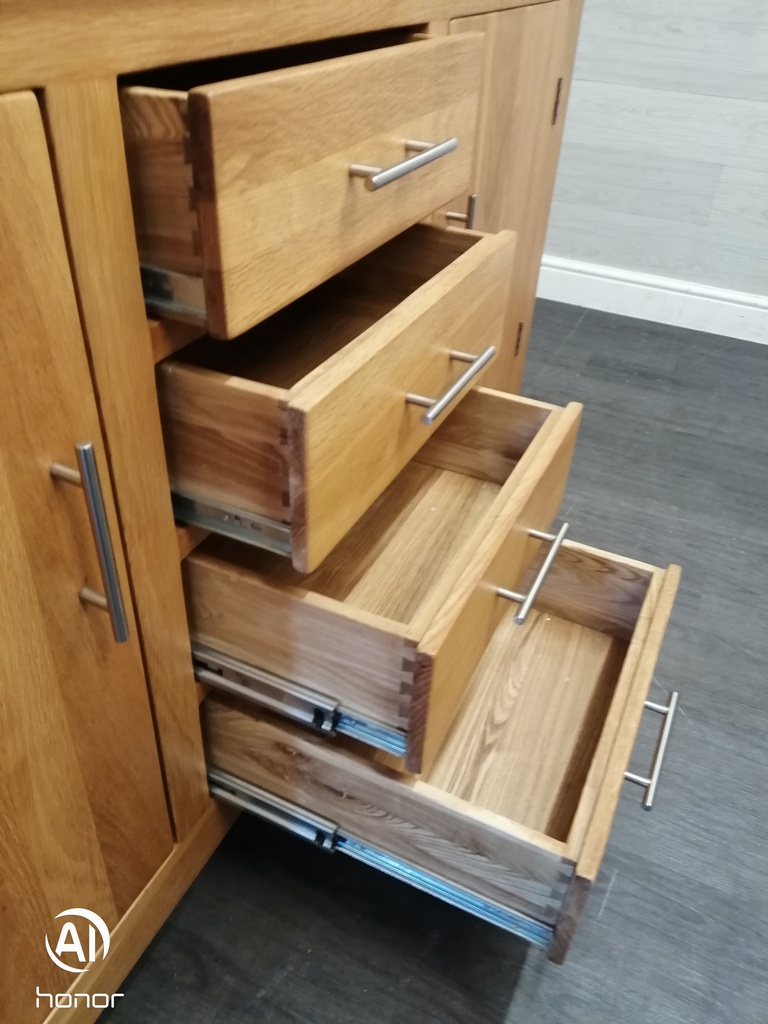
[174,492,293,557]
[194,644,408,757]
[208,767,554,949]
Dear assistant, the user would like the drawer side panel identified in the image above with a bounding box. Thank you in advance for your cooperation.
[184,550,416,731]
[205,697,572,925]
[121,87,202,276]
[158,360,290,523]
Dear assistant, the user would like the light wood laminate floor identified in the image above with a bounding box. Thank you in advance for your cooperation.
[104,301,768,1024]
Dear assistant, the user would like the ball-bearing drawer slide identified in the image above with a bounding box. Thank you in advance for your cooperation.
[207,767,554,948]
[194,643,408,757]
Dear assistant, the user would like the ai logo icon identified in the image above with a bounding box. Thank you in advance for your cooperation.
[37,908,124,1011]
[45,908,110,973]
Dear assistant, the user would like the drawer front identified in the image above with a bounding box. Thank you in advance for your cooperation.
[189,35,484,337]
[409,394,582,772]
[287,229,516,572]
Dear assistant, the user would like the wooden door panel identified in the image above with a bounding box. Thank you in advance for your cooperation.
[0,90,173,1021]
[450,1,578,392]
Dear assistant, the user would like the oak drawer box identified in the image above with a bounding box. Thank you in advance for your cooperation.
[159,226,515,573]
[121,34,483,338]
[205,543,680,959]
[185,387,582,772]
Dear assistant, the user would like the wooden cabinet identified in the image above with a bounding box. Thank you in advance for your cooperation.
[447,0,583,392]
[0,3,682,1018]
[0,91,174,1022]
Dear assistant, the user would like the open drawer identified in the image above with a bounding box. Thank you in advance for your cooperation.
[159,225,516,572]
[204,542,680,960]
[120,33,483,337]
[185,387,582,772]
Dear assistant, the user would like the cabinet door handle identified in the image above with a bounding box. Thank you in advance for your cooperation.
[624,692,680,810]
[446,193,478,230]
[349,138,458,191]
[496,522,570,624]
[406,346,496,426]
[51,442,130,643]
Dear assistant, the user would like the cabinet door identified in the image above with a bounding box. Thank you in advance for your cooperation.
[0,91,174,1021]
[450,0,577,392]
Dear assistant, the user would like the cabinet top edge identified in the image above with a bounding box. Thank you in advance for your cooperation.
[1,0,558,91]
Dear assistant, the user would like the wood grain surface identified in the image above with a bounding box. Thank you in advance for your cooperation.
[148,317,206,363]
[287,228,515,571]
[1,0,554,90]
[428,609,626,839]
[120,88,200,275]
[524,538,656,639]
[160,226,515,571]
[158,359,290,524]
[412,398,582,771]
[184,389,579,768]
[449,0,584,392]
[184,539,419,731]
[567,565,681,875]
[124,35,484,337]
[43,78,210,839]
[205,697,572,926]
[0,90,173,1023]
[413,386,554,483]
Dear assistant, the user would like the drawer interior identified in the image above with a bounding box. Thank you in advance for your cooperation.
[205,543,679,942]
[188,386,555,627]
[343,541,665,843]
[427,550,651,842]
[121,29,416,92]
[206,454,500,625]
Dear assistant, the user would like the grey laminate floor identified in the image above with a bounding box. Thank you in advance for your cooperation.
[104,302,768,1024]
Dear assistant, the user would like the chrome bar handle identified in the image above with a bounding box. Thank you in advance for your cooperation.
[624,691,680,810]
[51,442,130,643]
[406,346,496,426]
[496,522,570,624]
[349,138,458,192]
[446,193,478,230]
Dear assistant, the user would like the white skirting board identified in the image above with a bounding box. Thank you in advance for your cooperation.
[536,256,768,346]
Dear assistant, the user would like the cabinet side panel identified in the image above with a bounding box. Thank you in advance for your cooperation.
[451,0,584,392]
